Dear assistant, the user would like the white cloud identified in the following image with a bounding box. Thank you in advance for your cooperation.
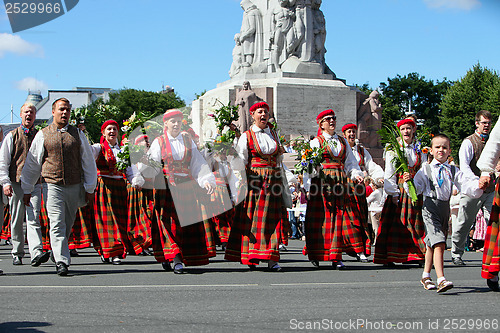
[424,0,481,10]
[0,33,44,57]
[15,77,49,92]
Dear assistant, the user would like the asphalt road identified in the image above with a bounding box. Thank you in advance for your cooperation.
[0,239,498,333]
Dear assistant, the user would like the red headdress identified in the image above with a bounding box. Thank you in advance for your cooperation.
[249,102,269,113]
[162,109,183,123]
[397,118,416,128]
[341,123,357,132]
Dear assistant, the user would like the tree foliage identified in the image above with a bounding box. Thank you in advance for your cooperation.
[440,63,500,161]
[81,88,185,143]
[379,73,451,135]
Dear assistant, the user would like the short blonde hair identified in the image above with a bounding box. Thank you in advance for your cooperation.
[21,103,37,112]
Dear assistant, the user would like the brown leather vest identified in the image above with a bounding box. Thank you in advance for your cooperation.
[9,127,37,184]
[466,133,494,193]
[41,123,82,185]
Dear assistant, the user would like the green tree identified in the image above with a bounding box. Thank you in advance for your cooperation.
[379,73,451,134]
[440,63,500,160]
[82,88,185,143]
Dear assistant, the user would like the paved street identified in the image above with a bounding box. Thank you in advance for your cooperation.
[0,239,498,333]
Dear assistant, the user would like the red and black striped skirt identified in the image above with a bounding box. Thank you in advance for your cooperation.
[482,181,500,279]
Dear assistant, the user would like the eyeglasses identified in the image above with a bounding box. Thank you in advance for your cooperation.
[322,116,336,123]
[478,121,492,125]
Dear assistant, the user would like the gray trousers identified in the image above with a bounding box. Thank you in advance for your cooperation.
[10,183,43,258]
[43,183,81,266]
[451,191,494,259]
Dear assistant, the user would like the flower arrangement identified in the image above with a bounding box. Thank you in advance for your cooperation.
[378,122,418,203]
[207,100,239,133]
[291,136,326,175]
[70,107,86,126]
[205,100,239,155]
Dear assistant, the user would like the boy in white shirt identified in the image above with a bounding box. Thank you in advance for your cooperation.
[403,134,486,292]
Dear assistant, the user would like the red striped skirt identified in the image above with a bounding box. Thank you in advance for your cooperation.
[69,205,93,249]
[374,187,426,264]
[150,177,212,266]
[482,182,500,279]
[40,192,51,250]
[211,184,234,243]
[304,173,368,262]
[224,167,287,265]
[1,204,10,240]
[127,185,152,254]
[92,177,132,259]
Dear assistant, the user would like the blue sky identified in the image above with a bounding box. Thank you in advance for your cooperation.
[1,0,499,124]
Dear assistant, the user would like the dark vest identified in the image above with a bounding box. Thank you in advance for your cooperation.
[466,133,494,193]
[41,123,82,186]
[9,127,38,184]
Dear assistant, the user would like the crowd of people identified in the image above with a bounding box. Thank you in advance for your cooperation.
[0,98,498,293]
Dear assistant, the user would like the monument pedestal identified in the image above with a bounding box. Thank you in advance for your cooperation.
[191,73,364,142]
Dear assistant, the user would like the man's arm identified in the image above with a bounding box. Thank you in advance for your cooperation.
[0,133,14,195]
[21,131,45,195]
[79,130,97,194]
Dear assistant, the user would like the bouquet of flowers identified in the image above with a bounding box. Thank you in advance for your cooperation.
[206,100,239,155]
[207,100,239,133]
[291,136,325,175]
[378,122,418,203]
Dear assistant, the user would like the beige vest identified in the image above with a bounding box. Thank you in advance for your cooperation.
[41,123,82,185]
[9,127,37,184]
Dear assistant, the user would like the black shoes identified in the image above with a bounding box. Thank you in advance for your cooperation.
[56,262,69,276]
[31,251,51,267]
[310,260,320,268]
[12,256,22,266]
[487,278,499,292]
[161,262,172,271]
[268,263,282,272]
[452,258,466,266]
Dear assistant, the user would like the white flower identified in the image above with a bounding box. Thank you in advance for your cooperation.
[70,120,77,125]
[121,126,130,132]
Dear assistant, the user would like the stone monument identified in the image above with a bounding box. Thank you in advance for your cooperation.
[192,0,379,157]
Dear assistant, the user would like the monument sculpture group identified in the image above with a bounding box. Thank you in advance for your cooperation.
[191,0,382,160]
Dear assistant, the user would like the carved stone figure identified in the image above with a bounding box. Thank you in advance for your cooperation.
[269,0,298,72]
[358,90,383,148]
[312,0,326,66]
[235,81,262,133]
[293,0,314,62]
[239,0,264,68]
[229,33,243,77]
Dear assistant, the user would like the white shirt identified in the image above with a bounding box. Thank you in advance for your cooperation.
[477,116,500,175]
[21,126,97,194]
[367,187,386,213]
[309,132,364,179]
[351,144,384,181]
[236,125,282,165]
[384,143,423,197]
[406,160,482,201]
[141,133,215,188]
[91,143,145,187]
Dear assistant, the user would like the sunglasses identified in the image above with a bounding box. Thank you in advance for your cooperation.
[322,116,336,122]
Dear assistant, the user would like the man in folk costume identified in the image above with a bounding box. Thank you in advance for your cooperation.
[477,116,500,291]
[452,110,495,266]
[90,120,145,264]
[140,109,216,274]
[22,98,97,276]
[374,118,426,266]
[224,101,289,272]
[0,103,50,267]
[341,123,385,261]
[303,110,364,269]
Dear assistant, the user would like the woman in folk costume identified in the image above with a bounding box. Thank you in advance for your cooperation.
[91,120,145,265]
[303,110,365,269]
[342,123,385,261]
[224,101,289,272]
[141,109,216,274]
[374,118,426,266]
[477,116,500,291]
